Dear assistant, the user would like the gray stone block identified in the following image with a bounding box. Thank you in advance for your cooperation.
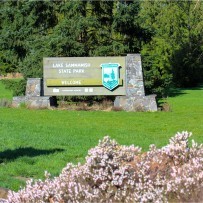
[126,54,145,96]
[26,96,51,109]
[114,95,157,112]
[12,96,51,109]
[26,78,42,97]
[12,96,27,107]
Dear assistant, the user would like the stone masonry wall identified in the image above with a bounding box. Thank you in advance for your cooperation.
[126,54,145,96]
[114,54,157,111]
[12,78,51,109]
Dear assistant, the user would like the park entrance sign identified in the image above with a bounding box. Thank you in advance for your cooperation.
[12,54,157,111]
[43,57,125,96]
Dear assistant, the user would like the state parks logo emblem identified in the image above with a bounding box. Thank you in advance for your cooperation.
[101,63,120,91]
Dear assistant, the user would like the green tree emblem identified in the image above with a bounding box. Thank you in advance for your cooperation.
[111,69,115,80]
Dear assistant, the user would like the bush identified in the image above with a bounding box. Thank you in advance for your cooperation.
[1,79,26,96]
[6,132,203,203]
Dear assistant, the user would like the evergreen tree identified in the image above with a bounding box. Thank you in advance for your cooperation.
[0,0,58,78]
[113,0,147,53]
[111,69,115,80]
[87,1,115,56]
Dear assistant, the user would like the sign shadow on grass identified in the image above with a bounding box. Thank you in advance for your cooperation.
[0,147,64,163]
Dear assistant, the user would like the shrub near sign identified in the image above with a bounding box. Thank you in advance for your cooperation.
[43,57,126,96]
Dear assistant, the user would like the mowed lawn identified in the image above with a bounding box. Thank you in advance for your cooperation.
[0,80,203,191]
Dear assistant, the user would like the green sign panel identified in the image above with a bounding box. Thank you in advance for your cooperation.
[43,57,126,96]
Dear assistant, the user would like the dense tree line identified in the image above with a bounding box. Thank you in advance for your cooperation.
[0,0,202,97]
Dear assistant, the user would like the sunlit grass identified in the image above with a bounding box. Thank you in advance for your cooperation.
[0,83,203,190]
[0,80,13,100]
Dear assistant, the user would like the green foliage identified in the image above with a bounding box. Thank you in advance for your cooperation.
[172,39,203,87]
[113,0,148,53]
[0,1,58,79]
[1,79,26,96]
[0,52,16,76]
[139,1,203,95]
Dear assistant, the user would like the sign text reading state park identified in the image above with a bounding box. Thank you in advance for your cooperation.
[43,57,126,96]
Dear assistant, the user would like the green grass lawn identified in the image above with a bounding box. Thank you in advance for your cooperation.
[0,80,13,100]
[0,80,203,191]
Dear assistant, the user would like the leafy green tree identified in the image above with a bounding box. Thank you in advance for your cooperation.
[171,1,203,87]
[139,0,203,97]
